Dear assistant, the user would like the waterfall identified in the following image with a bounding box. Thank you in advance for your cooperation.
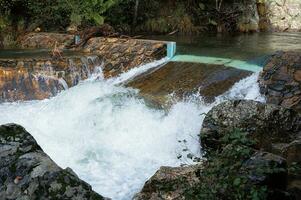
[0,58,263,200]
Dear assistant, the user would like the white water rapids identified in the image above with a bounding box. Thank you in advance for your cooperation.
[0,58,264,199]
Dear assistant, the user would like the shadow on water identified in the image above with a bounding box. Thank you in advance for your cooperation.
[145,32,301,62]
[0,49,86,59]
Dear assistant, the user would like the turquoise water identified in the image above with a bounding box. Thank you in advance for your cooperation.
[148,32,301,59]
[147,32,301,71]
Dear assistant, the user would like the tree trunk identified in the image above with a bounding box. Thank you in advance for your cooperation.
[133,0,139,27]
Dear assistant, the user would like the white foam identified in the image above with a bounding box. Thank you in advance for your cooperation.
[0,59,263,199]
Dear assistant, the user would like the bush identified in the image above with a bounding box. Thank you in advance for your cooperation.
[0,0,118,31]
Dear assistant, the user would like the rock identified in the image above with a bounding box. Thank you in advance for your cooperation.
[201,100,301,152]
[258,0,301,32]
[259,51,301,112]
[135,146,290,200]
[18,32,74,49]
[243,152,287,189]
[0,124,106,200]
[82,37,166,78]
[133,165,202,200]
[282,140,301,165]
[0,56,102,102]
[126,62,252,105]
[287,180,301,200]
[66,25,78,34]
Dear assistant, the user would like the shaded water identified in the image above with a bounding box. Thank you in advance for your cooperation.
[147,32,301,62]
[0,49,86,59]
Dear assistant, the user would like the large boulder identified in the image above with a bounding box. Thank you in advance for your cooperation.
[126,62,252,105]
[134,145,291,200]
[0,124,106,200]
[201,100,301,152]
[259,51,301,112]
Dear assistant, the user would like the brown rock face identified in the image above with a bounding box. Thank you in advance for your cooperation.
[126,62,252,105]
[19,32,74,49]
[3,33,167,102]
[0,56,101,102]
[82,37,166,78]
[259,51,301,112]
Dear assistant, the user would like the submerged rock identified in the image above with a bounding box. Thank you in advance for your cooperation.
[259,51,301,112]
[0,124,106,200]
[126,62,252,105]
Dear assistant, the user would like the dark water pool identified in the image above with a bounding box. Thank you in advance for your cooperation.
[0,49,85,59]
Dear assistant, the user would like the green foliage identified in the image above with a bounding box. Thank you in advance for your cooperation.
[63,0,117,26]
[0,0,118,31]
[138,3,199,34]
[185,130,287,200]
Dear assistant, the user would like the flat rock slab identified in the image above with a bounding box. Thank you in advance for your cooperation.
[126,62,252,104]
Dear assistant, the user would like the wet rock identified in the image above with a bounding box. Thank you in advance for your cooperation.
[133,165,202,200]
[17,32,167,78]
[82,37,166,78]
[201,100,301,152]
[259,51,301,112]
[0,56,101,102]
[0,124,106,200]
[126,62,252,105]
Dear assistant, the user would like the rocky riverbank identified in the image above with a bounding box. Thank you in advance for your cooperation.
[134,51,301,199]
[1,36,301,199]
[0,124,108,199]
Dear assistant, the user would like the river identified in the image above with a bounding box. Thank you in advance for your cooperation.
[0,32,300,199]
